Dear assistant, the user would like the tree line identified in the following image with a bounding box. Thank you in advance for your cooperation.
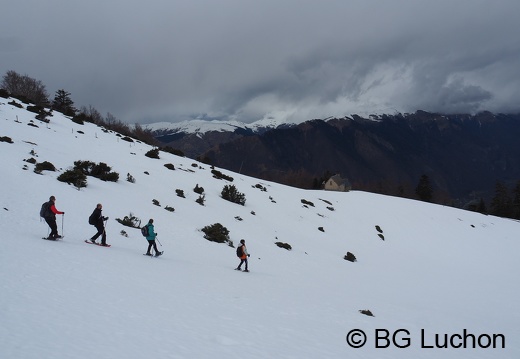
[1,70,157,145]
[413,175,520,219]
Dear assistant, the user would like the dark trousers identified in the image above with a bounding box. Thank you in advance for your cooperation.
[237,258,248,270]
[91,223,106,245]
[147,240,159,254]
[45,217,58,238]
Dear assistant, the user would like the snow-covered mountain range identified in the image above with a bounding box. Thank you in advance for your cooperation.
[1,97,519,359]
[144,116,293,136]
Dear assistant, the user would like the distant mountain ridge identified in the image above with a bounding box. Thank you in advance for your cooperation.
[145,116,292,135]
[149,110,520,204]
[147,117,295,157]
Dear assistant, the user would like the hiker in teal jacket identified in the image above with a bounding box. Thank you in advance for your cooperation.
[144,219,162,256]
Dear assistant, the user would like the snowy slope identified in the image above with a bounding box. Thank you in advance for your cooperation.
[1,98,519,359]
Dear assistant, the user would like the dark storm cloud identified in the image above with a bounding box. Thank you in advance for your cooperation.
[1,0,520,124]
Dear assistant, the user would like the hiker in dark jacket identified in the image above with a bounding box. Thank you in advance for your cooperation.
[144,219,162,256]
[44,195,65,239]
[88,203,108,246]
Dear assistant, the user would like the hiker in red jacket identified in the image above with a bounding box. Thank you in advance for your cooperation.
[43,196,64,239]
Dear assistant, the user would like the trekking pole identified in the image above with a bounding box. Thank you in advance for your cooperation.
[103,217,108,236]
[62,214,65,237]
[155,235,162,246]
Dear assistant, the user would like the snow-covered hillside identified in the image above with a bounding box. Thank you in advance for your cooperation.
[1,98,519,359]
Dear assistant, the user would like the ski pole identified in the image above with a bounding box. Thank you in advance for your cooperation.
[155,235,162,246]
[103,218,108,236]
[62,214,64,237]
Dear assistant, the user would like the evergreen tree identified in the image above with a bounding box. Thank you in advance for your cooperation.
[490,181,512,218]
[415,174,433,202]
[512,180,520,219]
[477,198,487,215]
[52,89,76,116]
[221,184,246,205]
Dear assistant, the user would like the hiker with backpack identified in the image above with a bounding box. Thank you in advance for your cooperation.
[142,219,162,256]
[235,239,250,272]
[41,195,65,240]
[88,203,109,246]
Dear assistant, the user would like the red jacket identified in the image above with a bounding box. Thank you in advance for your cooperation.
[50,204,64,215]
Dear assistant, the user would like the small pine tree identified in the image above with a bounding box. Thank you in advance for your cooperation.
[477,198,487,215]
[490,181,512,218]
[415,174,433,202]
[52,89,76,116]
[196,194,205,206]
[512,180,520,219]
[201,223,230,244]
[221,184,246,205]
[126,173,136,183]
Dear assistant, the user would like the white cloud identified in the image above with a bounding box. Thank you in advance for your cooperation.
[1,0,520,123]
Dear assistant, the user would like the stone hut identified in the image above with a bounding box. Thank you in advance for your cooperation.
[324,174,351,192]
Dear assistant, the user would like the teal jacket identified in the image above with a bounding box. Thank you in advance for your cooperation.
[145,223,157,241]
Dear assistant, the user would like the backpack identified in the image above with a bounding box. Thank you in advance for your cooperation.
[236,245,243,257]
[88,213,95,225]
[141,225,149,237]
[40,201,50,218]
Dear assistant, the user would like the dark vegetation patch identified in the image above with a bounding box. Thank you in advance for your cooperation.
[359,309,374,317]
[201,223,232,246]
[275,242,292,250]
[116,213,141,228]
[344,252,357,262]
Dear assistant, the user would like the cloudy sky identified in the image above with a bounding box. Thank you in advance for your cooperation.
[2,0,520,124]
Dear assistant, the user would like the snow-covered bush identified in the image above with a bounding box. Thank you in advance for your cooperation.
[145,148,160,159]
[275,242,292,250]
[116,213,141,228]
[57,169,87,188]
[196,194,205,206]
[34,161,56,174]
[221,184,246,206]
[201,223,231,245]
[344,252,357,262]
